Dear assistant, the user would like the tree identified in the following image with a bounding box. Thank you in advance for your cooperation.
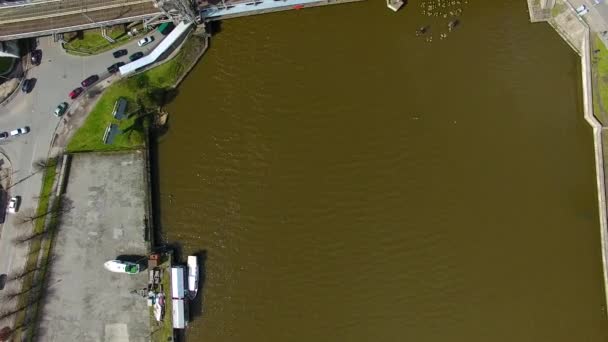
[14,208,37,227]
[31,158,50,173]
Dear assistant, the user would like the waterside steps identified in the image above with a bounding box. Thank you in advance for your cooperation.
[386,0,404,12]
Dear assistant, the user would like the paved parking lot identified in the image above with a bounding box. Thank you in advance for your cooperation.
[39,151,150,342]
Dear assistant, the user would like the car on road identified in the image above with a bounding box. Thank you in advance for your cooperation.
[576,5,588,16]
[31,49,42,65]
[7,196,20,214]
[81,74,99,88]
[137,36,154,47]
[112,49,128,58]
[0,132,8,140]
[69,87,84,99]
[10,127,29,137]
[0,274,6,290]
[21,78,35,93]
[54,102,68,117]
[129,51,144,61]
[108,61,125,74]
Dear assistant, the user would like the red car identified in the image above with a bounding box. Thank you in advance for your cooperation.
[69,87,84,99]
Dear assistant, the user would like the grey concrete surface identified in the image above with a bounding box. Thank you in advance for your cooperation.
[0,33,162,329]
[39,151,150,342]
[570,0,608,45]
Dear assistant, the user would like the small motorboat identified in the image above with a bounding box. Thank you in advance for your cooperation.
[154,293,165,321]
[103,260,140,274]
[187,255,198,299]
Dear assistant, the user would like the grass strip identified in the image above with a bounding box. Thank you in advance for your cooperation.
[63,27,133,56]
[593,36,608,125]
[150,257,174,342]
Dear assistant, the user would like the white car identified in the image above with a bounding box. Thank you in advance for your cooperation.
[137,36,154,47]
[7,196,19,214]
[576,5,588,16]
[10,127,29,136]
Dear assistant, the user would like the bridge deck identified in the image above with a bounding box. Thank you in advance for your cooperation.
[0,0,159,40]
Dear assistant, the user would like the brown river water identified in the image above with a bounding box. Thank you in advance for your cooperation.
[156,0,608,340]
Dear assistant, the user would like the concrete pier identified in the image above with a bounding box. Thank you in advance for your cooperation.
[386,0,403,12]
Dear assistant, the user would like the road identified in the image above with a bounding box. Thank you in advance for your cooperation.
[0,32,161,319]
[571,0,608,42]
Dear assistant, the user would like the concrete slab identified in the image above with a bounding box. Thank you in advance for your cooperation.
[39,151,150,342]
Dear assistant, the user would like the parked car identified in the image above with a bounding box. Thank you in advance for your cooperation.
[31,49,42,65]
[129,52,144,61]
[576,5,589,16]
[107,62,125,74]
[21,78,35,93]
[137,36,154,47]
[81,74,99,88]
[10,127,29,136]
[7,196,20,214]
[69,87,83,99]
[112,49,127,58]
[0,132,8,140]
[54,102,68,117]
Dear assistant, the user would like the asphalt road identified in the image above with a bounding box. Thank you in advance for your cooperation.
[0,32,161,312]
[571,0,608,39]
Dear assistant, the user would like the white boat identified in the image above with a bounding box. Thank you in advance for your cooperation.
[103,260,140,274]
[187,255,198,299]
[154,293,165,322]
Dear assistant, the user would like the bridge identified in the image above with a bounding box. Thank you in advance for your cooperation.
[0,0,360,41]
[0,0,166,41]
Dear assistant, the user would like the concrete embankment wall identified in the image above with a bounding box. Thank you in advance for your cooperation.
[204,0,364,21]
[527,0,608,312]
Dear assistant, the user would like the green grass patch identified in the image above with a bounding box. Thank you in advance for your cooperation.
[66,80,148,152]
[13,159,58,341]
[0,57,15,75]
[551,1,565,18]
[63,26,134,55]
[145,35,204,88]
[592,36,608,125]
[67,35,207,152]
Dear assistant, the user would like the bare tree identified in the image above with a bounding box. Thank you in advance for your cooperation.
[14,208,37,227]
[8,266,38,281]
[12,230,47,245]
[2,283,41,301]
[31,158,50,174]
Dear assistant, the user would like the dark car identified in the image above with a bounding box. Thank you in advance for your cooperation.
[69,87,84,99]
[129,51,144,62]
[21,78,35,93]
[31,49,42,65]
[112,49,127,58]
[0,132,8,140]
[107,62,125,74]
[81,74,99,88]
